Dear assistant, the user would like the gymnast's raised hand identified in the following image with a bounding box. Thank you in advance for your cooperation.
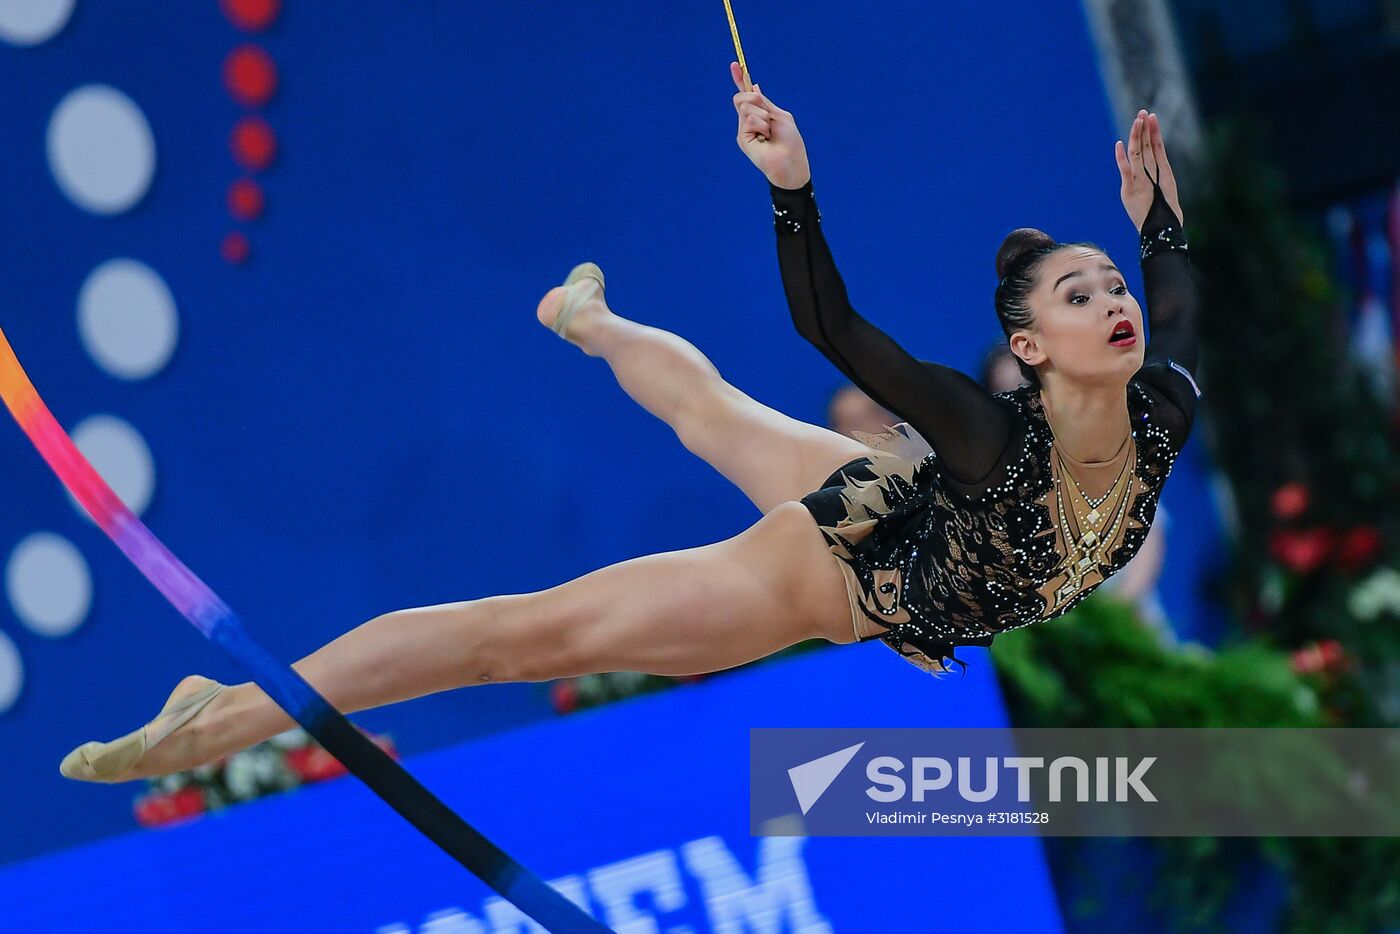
[730,61,810,190]
[1116,109,1184,231]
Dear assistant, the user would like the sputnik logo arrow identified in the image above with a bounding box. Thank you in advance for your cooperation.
[787,742,865,815]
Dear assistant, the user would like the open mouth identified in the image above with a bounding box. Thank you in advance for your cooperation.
[1108,322,1136,345]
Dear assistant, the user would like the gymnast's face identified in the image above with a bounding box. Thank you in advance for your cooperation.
[1010,247,1144,385]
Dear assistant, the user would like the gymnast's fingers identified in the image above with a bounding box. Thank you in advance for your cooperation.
[1148,113,1170,170]
[737,100,768,121]
[730,61,748,93]
[1114,139,1132,183]
[742,113,771,136]
[1142,115,1161,179]
[1129,110,1146,173]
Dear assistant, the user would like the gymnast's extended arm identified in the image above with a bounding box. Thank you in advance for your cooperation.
[729,64,1015,486]
[768,180,1016,482]
[1117,111,1202,447]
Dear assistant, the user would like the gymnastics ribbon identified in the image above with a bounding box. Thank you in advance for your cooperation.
[0,327,610,934]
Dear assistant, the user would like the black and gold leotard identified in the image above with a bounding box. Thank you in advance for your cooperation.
[772,178,1202,675]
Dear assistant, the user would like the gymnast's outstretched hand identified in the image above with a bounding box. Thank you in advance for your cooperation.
[1115,109,1184,231]
[730,62,811,190]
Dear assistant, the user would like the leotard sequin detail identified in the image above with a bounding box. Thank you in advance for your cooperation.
[772,178,1202,675]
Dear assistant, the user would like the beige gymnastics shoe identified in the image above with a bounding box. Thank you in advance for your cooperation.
[59,676,225,784]
[542,262,606,340]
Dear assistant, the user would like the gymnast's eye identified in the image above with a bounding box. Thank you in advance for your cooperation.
[1069,293,1090,305]
[1110,283,1128,295]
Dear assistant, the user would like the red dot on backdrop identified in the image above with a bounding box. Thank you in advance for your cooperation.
[220,0,279,32]
[226,176,264,219]
[221,231,251,265]
[227,178,264,221]
[230,115,278,171]
[223,44,278,107]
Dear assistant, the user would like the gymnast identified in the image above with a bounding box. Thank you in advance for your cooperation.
[61,63,1200,783]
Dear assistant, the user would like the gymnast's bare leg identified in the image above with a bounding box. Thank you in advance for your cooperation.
[535,280,871,513]
[73,495,855,781]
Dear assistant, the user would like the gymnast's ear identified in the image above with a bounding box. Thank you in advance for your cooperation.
[1009,330,1045,368]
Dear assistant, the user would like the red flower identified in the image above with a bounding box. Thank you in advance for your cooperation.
[134,787,208,828]
[550,679,578,714]
[134,793,172,827]
[1268,527,1336,574]
[1291,639,1348,675]
[285,746,349,783]
[1270,482,1310,520]
[1291,644,1322,674]
[1317,639,1348,672]
[1333,526,1383,572]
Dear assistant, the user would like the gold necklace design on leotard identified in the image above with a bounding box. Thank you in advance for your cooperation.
[1040,404,1137,611]
[1058,428,1131,510]
[1050,442,1136,608]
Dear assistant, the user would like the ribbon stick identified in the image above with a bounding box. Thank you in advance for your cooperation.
[0,327,610,934]
[722,0,752,90]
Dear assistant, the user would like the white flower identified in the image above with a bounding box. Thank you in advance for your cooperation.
[269,727,308,750]
[1347,566,1400,622]
[224,752,260,800]
[252,747,284,785]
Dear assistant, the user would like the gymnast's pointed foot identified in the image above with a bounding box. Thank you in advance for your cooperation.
[536,262,610,353]
[59,675,228,784]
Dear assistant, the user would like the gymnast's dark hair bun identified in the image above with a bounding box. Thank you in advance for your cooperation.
[992,227,1062,390]
[995,228,1058,280]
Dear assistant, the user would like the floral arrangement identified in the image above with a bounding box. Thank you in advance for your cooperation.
[1188,121,1400,736]
[549,670,706,714]
[133,726,397,828]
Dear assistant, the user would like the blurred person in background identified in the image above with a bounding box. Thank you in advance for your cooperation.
[827,383,894,439]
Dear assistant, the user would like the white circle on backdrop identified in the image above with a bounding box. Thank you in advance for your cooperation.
[6,532,92,637]
[0,630,21,714]
[47,85,156,215]
[78,259,179,380]
[0,0,75,46]
[69,415,156,519]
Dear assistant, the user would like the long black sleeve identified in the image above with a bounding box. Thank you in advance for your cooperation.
[770,180,1017,487]
[1131,182,1203,448]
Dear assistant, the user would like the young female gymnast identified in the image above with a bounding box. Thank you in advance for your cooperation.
[61,64,1200,783]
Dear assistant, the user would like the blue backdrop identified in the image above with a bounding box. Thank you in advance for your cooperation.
[0,0,1220,867]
